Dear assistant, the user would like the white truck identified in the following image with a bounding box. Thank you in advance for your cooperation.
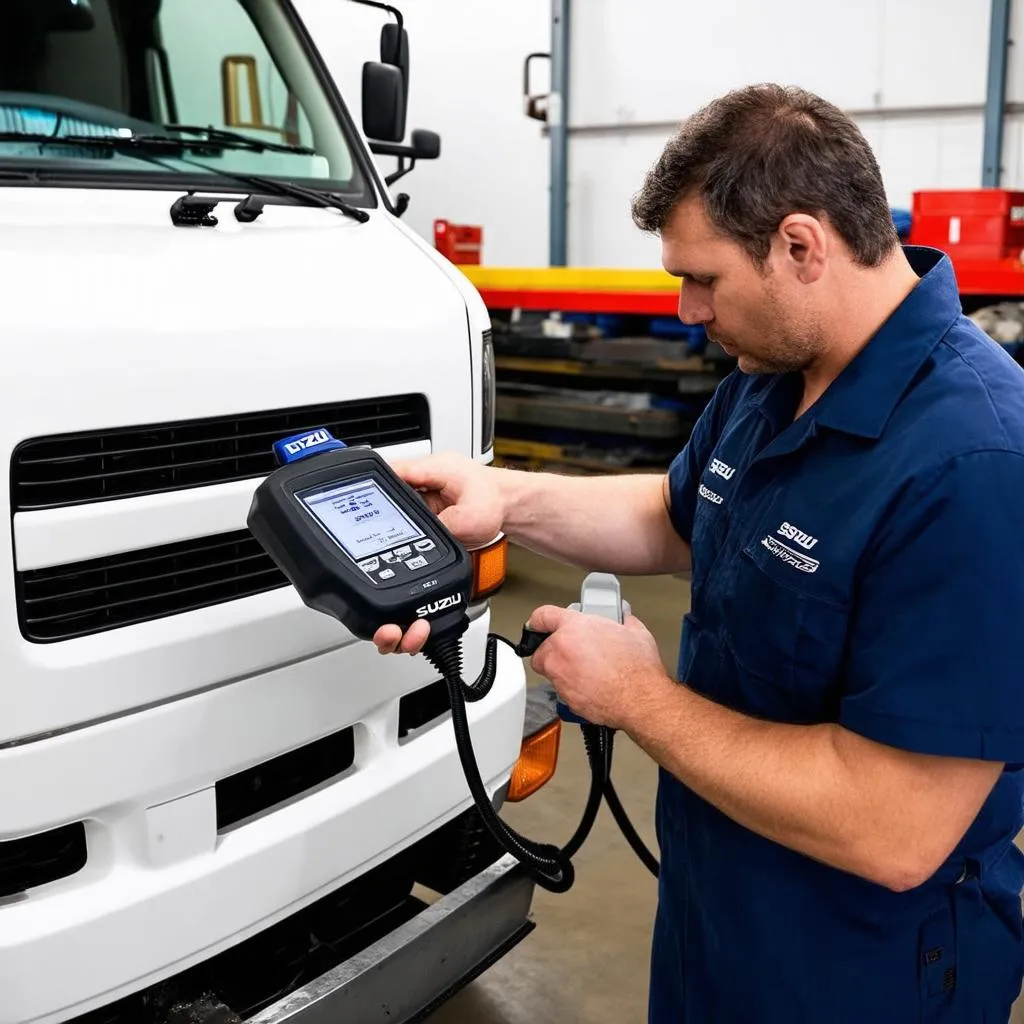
[0,2,550,1021]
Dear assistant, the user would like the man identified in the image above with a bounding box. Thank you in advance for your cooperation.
[375,84,1024,1022]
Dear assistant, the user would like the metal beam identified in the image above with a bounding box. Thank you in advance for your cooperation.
[983,0,1013,186]
[554,101,1024,139]
[549,0,570,266]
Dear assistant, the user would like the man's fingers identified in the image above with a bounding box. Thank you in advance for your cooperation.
[527,604,574,633]
[376,625,402,654]
[373,620,430,655]
[399,618,431,654]
[390,454,461,493]
[387,457,438,488]
[624,614,648,632]
[373,624,402,654]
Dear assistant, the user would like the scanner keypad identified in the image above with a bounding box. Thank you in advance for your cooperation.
[358,537,443,582]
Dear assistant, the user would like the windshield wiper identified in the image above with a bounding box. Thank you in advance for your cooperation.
[0,128,314,158]
[0,131,369,225]
[162,124,316,156]
[220,172,369,224]
[0,131,185,152]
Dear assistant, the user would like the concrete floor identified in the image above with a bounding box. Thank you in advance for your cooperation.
[425,544,1024,1024]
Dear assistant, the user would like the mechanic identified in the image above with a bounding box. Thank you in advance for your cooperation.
[374,83,1024,1022]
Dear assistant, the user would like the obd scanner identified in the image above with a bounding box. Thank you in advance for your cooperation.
[252,432,474,644]
[248,429,659,893]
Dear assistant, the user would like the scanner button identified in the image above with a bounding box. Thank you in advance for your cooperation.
[378,568,396,581]
[394,546,413,558]
[405,555,428,570]
[358,557,380,572]
[380,550,400,564]
[414,539,436,552]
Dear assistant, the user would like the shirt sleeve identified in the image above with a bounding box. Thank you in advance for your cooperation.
[839,449,1024,763]
[666,373,739,543]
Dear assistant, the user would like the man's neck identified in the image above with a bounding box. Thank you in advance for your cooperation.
[796,251,922,418]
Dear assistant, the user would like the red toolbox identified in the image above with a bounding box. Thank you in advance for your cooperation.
[434,219,483,264]
[910,189,1024,261]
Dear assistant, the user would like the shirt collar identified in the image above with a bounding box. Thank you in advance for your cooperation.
[808,246,962,440]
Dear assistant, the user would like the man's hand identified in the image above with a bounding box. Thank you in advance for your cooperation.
[526,605,672,729]
[373,452,504,655]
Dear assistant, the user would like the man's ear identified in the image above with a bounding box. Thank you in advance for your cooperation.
[771,213,827,284]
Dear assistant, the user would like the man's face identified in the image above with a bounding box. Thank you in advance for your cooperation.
[660,197,825,375]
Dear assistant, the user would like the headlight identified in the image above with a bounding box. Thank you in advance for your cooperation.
[481,328,495,452]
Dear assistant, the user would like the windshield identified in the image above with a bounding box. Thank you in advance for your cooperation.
[0,0,374,204]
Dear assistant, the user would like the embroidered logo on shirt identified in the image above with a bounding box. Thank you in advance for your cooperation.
[709,458,735,480]
[699,483,724,505]
[762,535,820,574]
[776,521,818,550]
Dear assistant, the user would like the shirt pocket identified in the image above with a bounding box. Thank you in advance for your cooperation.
[722,536,850,720]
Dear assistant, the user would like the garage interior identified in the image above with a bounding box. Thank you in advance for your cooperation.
[3,0,1024,1021]
[386,0,1024,1018]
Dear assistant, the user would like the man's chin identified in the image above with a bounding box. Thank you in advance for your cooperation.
[736,353,767,374]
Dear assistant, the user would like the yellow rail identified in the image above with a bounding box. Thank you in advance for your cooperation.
[458,266,679,294]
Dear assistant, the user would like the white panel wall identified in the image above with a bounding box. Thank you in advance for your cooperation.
[566,0,1009,267]
[294,0,551,266]
[292,1,1024,269]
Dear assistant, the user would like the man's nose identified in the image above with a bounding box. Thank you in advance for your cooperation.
[678,286,711,326]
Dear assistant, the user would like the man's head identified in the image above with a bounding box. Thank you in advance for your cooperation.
[632,84,901,375]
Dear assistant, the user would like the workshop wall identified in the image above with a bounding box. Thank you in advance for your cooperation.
[295,0,551,266]
[297,0,1024,269]
[566,0,1014,267]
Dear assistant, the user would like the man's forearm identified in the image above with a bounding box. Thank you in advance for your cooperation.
[494,469,690,575]
[621,672,998,892]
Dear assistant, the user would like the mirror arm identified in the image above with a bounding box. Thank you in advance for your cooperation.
[347,0,403,32]
[369,140,417,159]
[384,156,414,187]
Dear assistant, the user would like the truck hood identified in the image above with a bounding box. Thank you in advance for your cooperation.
[0,186,480,742]
[0,187,472,438]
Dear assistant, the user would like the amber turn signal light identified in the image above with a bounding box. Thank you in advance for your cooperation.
[506,719,561,802]
[470,534,508,600]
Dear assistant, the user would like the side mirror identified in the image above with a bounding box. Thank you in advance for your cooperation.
[523,52,551,122]
[380,23,410,115]
[361,22,410,143]
[362,61,405,142]
[410,129,440,161]
[368,127,441,189]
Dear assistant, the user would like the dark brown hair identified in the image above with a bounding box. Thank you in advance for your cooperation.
[631,83,899,267]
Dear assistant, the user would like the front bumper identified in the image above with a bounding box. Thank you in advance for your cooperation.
[0,611,528,1024]
[249,854,534,1024]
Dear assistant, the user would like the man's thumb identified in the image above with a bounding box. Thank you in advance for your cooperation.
[437,504,465,535]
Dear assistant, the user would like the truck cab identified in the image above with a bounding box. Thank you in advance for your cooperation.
[0,2,536,1021]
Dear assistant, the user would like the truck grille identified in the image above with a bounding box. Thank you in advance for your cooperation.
[11,395,429,511]
[0,823,88,900]
[216,726,356,832]
[16,530,287,642]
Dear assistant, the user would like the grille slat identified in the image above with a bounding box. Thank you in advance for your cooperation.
[0,823,88,899]
[12,396,429,510]
[21,551,271,605]
[17,531,289,642]
[17,410,420,466]
[23,564,281,621]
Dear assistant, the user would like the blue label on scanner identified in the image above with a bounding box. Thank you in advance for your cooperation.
[273,428,346,465]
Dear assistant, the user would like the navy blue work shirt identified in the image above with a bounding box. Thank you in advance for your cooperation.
[653,246,1024,1023]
